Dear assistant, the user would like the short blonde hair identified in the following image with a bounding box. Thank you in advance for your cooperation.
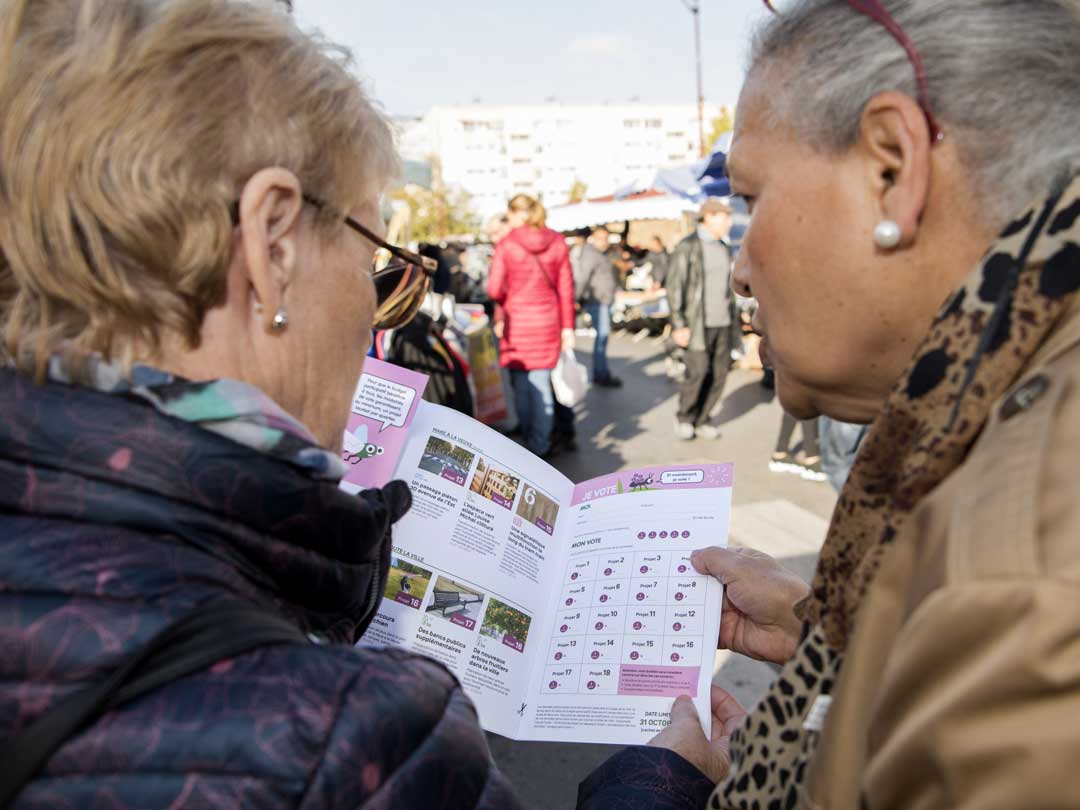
[0,0,399,378]
[508,193,547,229]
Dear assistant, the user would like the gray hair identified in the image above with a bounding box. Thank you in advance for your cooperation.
[748,0,1080,227]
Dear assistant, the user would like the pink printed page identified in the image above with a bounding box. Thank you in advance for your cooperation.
[571,463,734,505]
[522,462,734,745]
[339,357,428,492]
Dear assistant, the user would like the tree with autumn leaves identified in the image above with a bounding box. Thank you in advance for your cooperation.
[481,598,531,644]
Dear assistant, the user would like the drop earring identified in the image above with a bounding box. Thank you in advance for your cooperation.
[873,220,902,249]
[271,309,289,331]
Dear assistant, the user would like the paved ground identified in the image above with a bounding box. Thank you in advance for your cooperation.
[487,331,837,809]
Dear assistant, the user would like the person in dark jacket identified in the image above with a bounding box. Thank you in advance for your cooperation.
[0,2,519,808]
[486,194,576,456]
[645,235,671,289]
[667,198,739,441]
[575,226,623,387]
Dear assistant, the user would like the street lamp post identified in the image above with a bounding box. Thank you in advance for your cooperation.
[680,0,706,157]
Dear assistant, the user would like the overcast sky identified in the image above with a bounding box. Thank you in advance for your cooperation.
[292,1,773,117]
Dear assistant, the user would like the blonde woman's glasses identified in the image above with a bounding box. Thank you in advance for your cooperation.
[301,195,438,331]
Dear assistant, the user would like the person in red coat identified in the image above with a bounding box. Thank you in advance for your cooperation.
[486,194,576,456]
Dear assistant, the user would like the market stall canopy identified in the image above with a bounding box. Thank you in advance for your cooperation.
[546,190,696,232]
[547,135,734,232]
[654,133,731,201]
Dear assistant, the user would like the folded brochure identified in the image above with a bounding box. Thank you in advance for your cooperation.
[341,357,732,745]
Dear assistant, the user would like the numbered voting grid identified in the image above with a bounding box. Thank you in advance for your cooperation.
[542,548,711,697]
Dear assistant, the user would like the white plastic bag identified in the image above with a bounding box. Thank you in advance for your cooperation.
[552,349,588,407]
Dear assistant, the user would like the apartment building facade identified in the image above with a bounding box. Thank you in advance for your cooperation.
[397,102,725,219]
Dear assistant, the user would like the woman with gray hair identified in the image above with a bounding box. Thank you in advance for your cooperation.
[577,1,1080,808]
[0,1,520,808]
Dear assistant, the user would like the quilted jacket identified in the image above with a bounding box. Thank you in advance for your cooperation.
[0,368,522,810]
[487,225,576,371]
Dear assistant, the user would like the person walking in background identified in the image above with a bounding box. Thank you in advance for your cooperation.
[667,198,737,440]
[486,213,511,246]
[575,226,622,388]
[769,412,827,481]
[645,235,670,289]
[818,416,869,492]
[486,194,575,457]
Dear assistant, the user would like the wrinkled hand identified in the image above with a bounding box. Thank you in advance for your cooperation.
[648,686,747,784]
[693,546,810,665]
[561,328,576,352]
[671,327,691,348]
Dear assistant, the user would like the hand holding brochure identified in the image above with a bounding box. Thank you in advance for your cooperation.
[342,358,733,744]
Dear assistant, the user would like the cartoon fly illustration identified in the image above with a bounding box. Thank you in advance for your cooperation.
[342,424,384,464]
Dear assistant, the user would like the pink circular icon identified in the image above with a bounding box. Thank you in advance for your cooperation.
[633,621,643,630]
[648,531,657,539]
[604,567,613,576]
[675,592,685,601]
[560,624,568,632]
[670,653,680,662]
[670,529,679,536]
[549,680,558,689]
[673,622,683,631]
[554,652,563,660]
[630,651,640,660]
[637,531,646,539]
[595,622,604,630]
[587,680,597,690]
[678,564,688,573]
[571,572,579,580]
[591,650,600,660]
[636,592,646,601]
[640,565,648,574]
[682,531,690,538]
[660,531,668,539]
[565,598,573,606]
[600,594,608,603]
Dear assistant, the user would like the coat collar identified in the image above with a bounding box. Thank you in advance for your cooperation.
[0,369,409,640]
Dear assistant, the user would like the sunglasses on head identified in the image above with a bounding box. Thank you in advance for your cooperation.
[230,194,438,331]
[762,0,944,143]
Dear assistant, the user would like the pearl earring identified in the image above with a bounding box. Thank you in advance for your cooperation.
[873,220,902,249]
[271,309,289,331]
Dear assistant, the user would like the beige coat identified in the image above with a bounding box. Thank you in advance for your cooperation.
[807,301,1080,808]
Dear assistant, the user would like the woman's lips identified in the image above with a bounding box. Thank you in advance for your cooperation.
[750,317,770,366]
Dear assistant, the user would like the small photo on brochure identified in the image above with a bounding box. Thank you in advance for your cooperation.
[383,556,432,610]
[479,597,532,654]
[417,435,474,487]
[515,484,559,536]
[426,576,485,631]
[469,457,521,510]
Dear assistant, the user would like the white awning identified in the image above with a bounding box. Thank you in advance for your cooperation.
[546,194,696,232]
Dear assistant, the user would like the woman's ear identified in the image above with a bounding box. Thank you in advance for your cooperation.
[236,167,305,332]
[857,91,932,247]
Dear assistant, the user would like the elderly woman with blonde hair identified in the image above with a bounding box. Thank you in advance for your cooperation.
[576,1,1080,808]
[0,1,522,808]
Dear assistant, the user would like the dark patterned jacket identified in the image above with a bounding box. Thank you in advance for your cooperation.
[0,368,521,810]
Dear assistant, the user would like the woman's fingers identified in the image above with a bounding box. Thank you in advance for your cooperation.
[691,546,746,583]
[709,685,747,742]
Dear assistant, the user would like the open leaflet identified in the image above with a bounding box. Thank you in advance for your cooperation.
[341,357,733,745]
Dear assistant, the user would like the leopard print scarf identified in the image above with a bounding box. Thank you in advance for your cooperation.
[714,177,1080,810]
[802,176,1080,648]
